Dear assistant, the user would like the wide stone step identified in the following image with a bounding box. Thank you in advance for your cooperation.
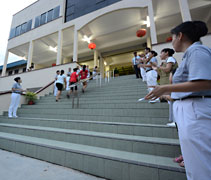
[0,132,186,180]
[17,108,169,117]
[0,123,180,157]
[21,103,169,109]
[11,113,169,124]
[0,117,178,139]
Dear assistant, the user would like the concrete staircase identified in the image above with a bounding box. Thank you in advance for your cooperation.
[0,75,186,180]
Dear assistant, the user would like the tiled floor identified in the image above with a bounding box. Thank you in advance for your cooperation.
[0,149,106,180]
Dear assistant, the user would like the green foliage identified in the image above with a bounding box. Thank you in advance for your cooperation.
[25,91,37,102]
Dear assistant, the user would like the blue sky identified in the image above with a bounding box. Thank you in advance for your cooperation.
[0,0,37,66]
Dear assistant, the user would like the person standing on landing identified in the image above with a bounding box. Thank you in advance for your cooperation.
[145,21,211,180]
[132,52,141,79]
[8,77,25,118]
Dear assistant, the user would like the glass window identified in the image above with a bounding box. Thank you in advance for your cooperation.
[23,68,26,72]
[35,16,41,28]
[20,23,27,34]
[26,20,32,32]
[96,0,105,3]
[14,69,19,74]
[66,5,74,16]
[40,13,47,25]
[9,28,16,39]
[47,9,53,22]
[8,71,13,76]
[66,0,74,8]
[53,6,60,19]
[15,26,21,36]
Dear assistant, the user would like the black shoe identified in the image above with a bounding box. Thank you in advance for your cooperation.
[82,89,85,93]
[67,94,70,99]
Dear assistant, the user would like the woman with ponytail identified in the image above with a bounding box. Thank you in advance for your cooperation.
[145,21,211,180]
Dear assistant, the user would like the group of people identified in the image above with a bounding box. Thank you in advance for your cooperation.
[54,65,90,102]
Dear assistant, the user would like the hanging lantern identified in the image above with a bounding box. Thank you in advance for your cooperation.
[136,29,146,38]
[88,43,96,50]
[166,36,172,42]
[52,63,56,66]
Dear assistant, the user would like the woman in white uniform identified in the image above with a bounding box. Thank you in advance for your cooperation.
[55,70,66,102]
[145,21,211,180]
[8,77,25,118]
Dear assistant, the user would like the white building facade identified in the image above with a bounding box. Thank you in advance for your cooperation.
[1,0,211,77]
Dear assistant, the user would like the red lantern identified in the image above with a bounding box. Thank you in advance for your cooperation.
[166,37,172,42]
[88,43,96,50]
[52,63,56,66]
[136,29,146,37]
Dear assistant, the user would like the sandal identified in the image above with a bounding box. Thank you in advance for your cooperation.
[179,161,185,167]
[173,155,183,163]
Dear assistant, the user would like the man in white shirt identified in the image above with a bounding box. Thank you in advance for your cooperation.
[132,52,141,78]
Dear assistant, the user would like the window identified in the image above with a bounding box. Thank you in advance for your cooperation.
[47,9,53,22]
[35,16,41,28]
[40,13,47,25]
[66,0,74,8]
[8,71,13,76]
[9,28,16,39]
[53,6,60,19]
[26,20,32,32]
[15,26,21,36]
[66,5,75,16]
[96,0,105,3]
[23,68,26,72]
[14,69,19,74]
[20,23,27,34]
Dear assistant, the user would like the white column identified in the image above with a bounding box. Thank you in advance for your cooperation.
[99,57,105,78]
[73,27,78,62]
[1,50,9,76]
[56,30,63,65]
[147,0,157,44]
[94,50,98,67]
[147,28,152,49]
[27,40,34,70]
[178,0,192,22]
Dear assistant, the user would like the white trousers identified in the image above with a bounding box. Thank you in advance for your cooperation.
[54,82,58,96]
[174,98,211,180]
[140,67,147,82]
[146,70,157,87]
[8,93,21,117]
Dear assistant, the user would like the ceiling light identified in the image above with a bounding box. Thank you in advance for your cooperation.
[49,46,57,52]
[104,62,107,66]
[82,35,91,43]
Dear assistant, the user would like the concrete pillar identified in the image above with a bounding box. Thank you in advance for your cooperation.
[56,30,63,65]
[94,50,98,68]
[27,40,34,70]
[1,50,9,76]
[178,0,192,22]
[147,27,152,49]
[73,27,78,62]
[99,57,105,78]
[147,0,158,44]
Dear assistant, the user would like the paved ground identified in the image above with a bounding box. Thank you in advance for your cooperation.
[0,149,106,180]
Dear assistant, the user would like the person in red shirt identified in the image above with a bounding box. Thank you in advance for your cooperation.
[79,65,88,93]
[67,68,78,98]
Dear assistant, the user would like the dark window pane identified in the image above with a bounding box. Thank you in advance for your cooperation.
[26,20,32,32]
[9,28,16,39]
[20,23,27,34]
[53,6,60,19]
[66,5,74,16]
[40,13,47,25]
[96,0,105,3]
[65,15,74,22]
[8,71,13,76]
[15,26,21,36]
[35,16,41,28]
[14,69,19,74]
[47,9,53,22]
[67,0,74,8]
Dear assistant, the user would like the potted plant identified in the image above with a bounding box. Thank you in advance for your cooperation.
[25,91,37,105]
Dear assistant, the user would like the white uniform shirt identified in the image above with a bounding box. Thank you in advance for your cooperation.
[172,42,211,99]
[132,56,141,65]
[56,74,66,85]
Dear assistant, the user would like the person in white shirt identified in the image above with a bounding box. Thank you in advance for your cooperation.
[55,70,66,102]
[54,70,60,96]
[132,52,141,78]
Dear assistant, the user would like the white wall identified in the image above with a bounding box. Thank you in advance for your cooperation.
[0,62,78,91]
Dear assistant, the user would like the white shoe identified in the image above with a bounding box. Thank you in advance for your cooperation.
[166,122,176,127]
[13,116,18,118]
[8,116,13,118]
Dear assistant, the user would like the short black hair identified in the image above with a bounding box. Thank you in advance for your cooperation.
[60,70,64,75]
[161,48,175,56]
[171,21,208,43]
[56,70,60,73]
[73,68,77,72]
[150,50,158,57]
[145,47,151,51]
[14,77,21,82]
